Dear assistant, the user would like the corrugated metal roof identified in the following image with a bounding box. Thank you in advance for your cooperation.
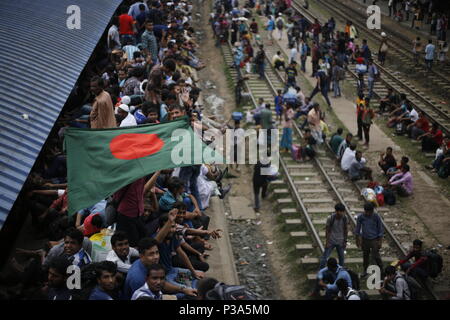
[0,0,122,230]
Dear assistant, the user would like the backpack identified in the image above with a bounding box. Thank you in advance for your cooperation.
[337,66,346,81]
[205,283,258,300]
[345,269,360,290]
[346,289,370,300]
[438,163,449,179]
[383,188,396,205]
[394,274,422,300]
[424,250,443,278]
[276,19,284,30]
[255,51,265,64]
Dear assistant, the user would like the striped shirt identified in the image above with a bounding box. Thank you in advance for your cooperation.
[123,45,140,62]
[70,249,92,268]
[141,30,158,61]
[131,283,163,300]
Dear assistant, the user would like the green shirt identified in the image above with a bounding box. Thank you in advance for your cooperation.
[260,108,273,129]
[330,134,344,155]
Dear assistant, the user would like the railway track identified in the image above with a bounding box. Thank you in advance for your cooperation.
[220,32,439,298]
[290,0,450,136]
[316,0,450,87]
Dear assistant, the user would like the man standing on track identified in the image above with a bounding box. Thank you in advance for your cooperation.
[308,68,332,108]
[319,203,348,269]
[354,202,384,278]
[424,39,435,71]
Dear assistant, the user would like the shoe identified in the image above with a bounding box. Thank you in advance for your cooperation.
[425,165,433,170]
[216,167,228,183]
[219,184,231,199]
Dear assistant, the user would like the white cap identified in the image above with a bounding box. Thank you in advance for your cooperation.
[118,104,130,113]
[121,95,131,105]
[381,32,387,37]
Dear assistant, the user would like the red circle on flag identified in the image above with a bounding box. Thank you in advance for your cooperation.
[110,133,165,160]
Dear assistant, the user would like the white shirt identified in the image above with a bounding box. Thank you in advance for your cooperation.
[289,47,298,63]
[341,148,356,171]
[106,247,139,273]
[107,25,121,49]
[128,2,149,19]
[410,108,419,122]
[120,113,138,127]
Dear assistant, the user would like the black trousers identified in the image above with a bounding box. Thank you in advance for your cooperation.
[357,115,363,139]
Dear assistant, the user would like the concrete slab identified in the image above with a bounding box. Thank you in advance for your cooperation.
[229,196,257,220]
[207,198,240,285]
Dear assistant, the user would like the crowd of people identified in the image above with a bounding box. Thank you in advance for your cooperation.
[0,0,447,301]
[0,0,242,300]
[211,0,446,300]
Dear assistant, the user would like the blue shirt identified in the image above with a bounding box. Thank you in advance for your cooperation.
[152,234,182,272]
[89,286,114,300]
[275,96,283,107]
[131,283,163,300]
[159,190,177,212]
[317,265,352,292]
[425,44,435,60]
[123,259,148,300]
[77,200,107,219]
[354,212,384,240]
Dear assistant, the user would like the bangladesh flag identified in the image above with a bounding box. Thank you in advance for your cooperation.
[64,117,221,215]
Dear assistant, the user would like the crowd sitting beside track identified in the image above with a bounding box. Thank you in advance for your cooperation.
[209,0,446,300]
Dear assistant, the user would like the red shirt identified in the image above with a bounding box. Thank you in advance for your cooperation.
[83,213,102,237]
[119,14,135,35]
[415,117,429,132]
[114,178,145,218]
[431,129,443,146]
[50,191,68,212]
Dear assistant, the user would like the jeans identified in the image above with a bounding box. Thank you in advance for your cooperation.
[120,34,135,45]
[253,181,268,209]
[301,57,307,72]
[285,79,297,91]
[368,78,375,99]
[166,267,199,299]
[257,62,265,78]
[319,244,345,269]
[179,165,202,210]
[313,270,338,299]
[313,34,319,45]
[425,59,433,71]
[362,238,383,273]
[333,80,341,97]
[309,85,331,107]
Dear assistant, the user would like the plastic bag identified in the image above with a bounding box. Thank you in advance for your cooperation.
[89,229,113,262]
[361,188,378,207]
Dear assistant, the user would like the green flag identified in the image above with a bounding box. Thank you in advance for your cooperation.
[64,117,220,215]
